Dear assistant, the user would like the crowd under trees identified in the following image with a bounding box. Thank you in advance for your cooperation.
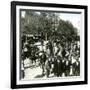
[20,10,80,79]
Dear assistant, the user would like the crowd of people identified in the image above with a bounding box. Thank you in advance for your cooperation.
[21,34,80,79]
[39,41,80,78]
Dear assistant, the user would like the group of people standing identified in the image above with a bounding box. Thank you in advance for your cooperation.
[39,40,80,78]
[21,35,80,79]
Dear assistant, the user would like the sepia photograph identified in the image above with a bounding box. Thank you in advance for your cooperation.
[20,10,80,80]
[11,1,87,89]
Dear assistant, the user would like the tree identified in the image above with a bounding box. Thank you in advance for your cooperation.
[20,10,79,52]
[56,19,78,47]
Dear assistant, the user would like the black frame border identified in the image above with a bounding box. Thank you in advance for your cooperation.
[11,1,88,89]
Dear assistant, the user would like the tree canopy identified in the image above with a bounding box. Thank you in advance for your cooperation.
[20,10,79,45]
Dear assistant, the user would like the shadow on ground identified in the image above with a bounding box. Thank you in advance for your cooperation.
[34,74,45,78]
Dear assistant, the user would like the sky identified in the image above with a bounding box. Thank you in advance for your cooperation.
[59,13,81,30]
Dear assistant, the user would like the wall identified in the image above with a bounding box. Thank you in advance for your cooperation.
[0,0,89,90]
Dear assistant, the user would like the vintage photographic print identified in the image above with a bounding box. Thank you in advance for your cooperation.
[11,1,87,89]
[20,10,81,80]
